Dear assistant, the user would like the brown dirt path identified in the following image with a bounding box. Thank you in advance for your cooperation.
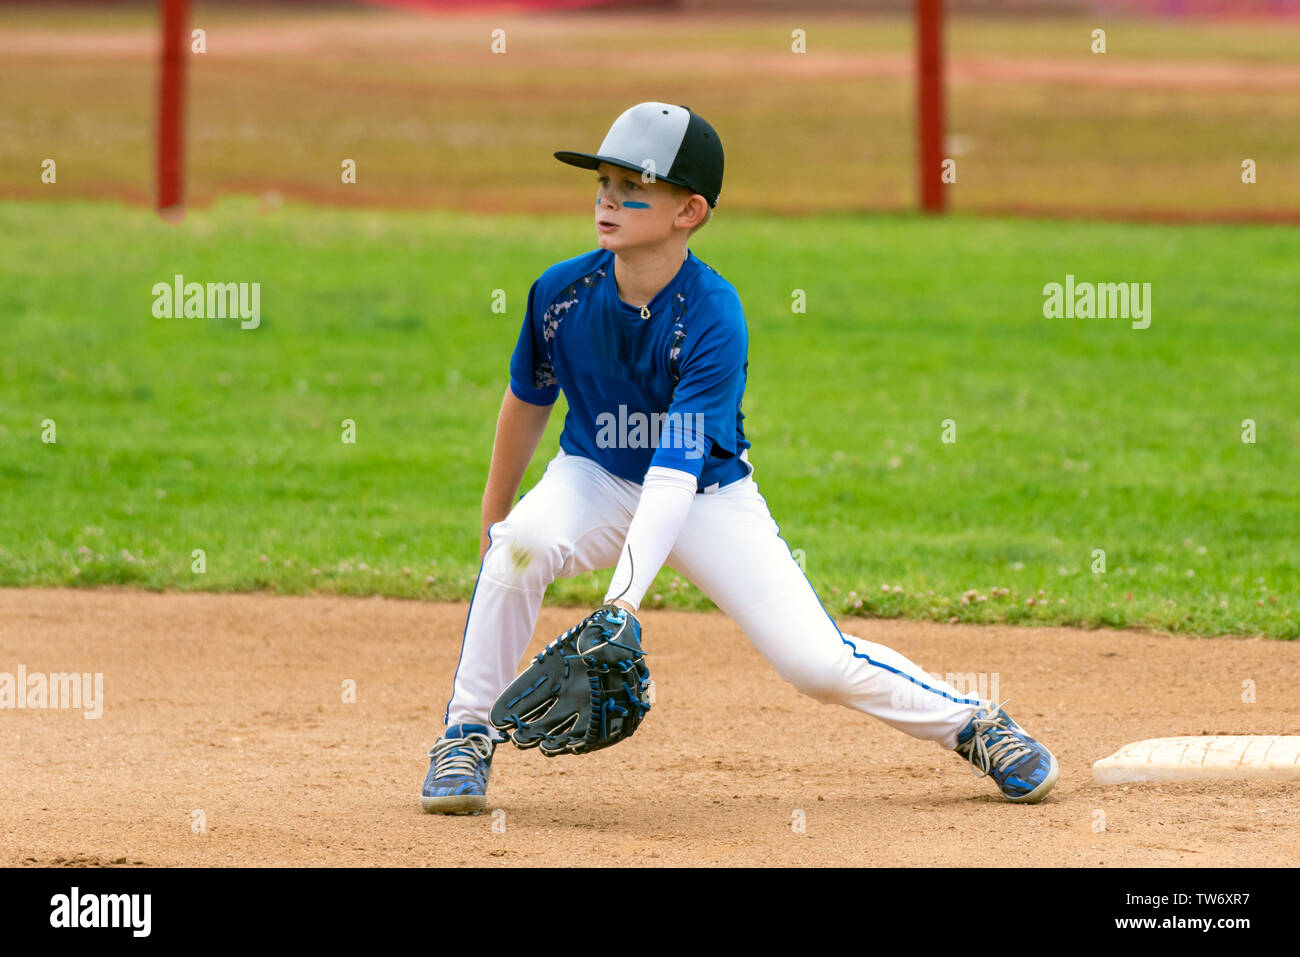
[1,588,1296,867]
[10,12,1300,90]
[5,11,1300,91]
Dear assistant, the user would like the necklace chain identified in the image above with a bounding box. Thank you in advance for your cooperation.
[618,251,684,321]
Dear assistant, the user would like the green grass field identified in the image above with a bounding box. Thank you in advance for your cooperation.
[2,199,1296,637]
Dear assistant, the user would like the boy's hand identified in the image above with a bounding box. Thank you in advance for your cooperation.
[480,509,510,561]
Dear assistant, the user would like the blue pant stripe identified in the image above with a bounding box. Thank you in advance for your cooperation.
[443,522,497,726]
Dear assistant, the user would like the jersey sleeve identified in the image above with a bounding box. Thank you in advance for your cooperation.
[508,279,560,406]
[650,288,747,479]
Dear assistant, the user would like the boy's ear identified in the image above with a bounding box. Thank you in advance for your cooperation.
[678,192,708,227]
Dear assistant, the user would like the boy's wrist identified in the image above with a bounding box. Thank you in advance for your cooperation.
[481,496,514,520]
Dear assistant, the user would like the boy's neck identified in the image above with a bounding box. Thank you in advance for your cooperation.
[612,243,689,310]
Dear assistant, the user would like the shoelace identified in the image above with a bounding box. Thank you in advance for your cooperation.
[962,699,1032,780]
[428,733,493,779]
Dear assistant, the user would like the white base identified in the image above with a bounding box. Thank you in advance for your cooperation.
[1092,735,1300,784]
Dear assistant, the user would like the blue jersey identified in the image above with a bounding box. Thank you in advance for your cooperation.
[509,248,752,492]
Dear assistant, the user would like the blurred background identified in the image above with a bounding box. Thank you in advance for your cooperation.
[3,0,1298,218]
[2,0,1296,637]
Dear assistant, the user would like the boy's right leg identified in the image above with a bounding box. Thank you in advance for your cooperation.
[444,450,640,729]
[423,451,640,814]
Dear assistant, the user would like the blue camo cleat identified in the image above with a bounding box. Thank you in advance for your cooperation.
[421,723,497,815]
[954,701,1059,803]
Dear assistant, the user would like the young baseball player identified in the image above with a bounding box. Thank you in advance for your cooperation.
[422,102,1058,814]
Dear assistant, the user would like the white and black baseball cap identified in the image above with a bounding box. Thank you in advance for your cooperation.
[555,102,724,208]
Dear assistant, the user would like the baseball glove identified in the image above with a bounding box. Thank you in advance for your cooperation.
[490,603,652,756]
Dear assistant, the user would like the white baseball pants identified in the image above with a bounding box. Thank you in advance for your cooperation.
[444,449,982,749]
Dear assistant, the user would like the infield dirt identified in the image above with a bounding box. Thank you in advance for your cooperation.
[2,588,1296,867]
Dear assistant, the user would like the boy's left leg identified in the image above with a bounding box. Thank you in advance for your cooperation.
[665,471,1058,802]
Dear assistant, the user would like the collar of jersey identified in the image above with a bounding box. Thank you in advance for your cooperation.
[602,248,696,319]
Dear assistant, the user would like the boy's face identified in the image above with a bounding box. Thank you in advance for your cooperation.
[594,161,702,253]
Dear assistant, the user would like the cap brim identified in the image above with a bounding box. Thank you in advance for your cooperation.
[554,150,598,170]
[554,151,699,195]
[554,150,642,175]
